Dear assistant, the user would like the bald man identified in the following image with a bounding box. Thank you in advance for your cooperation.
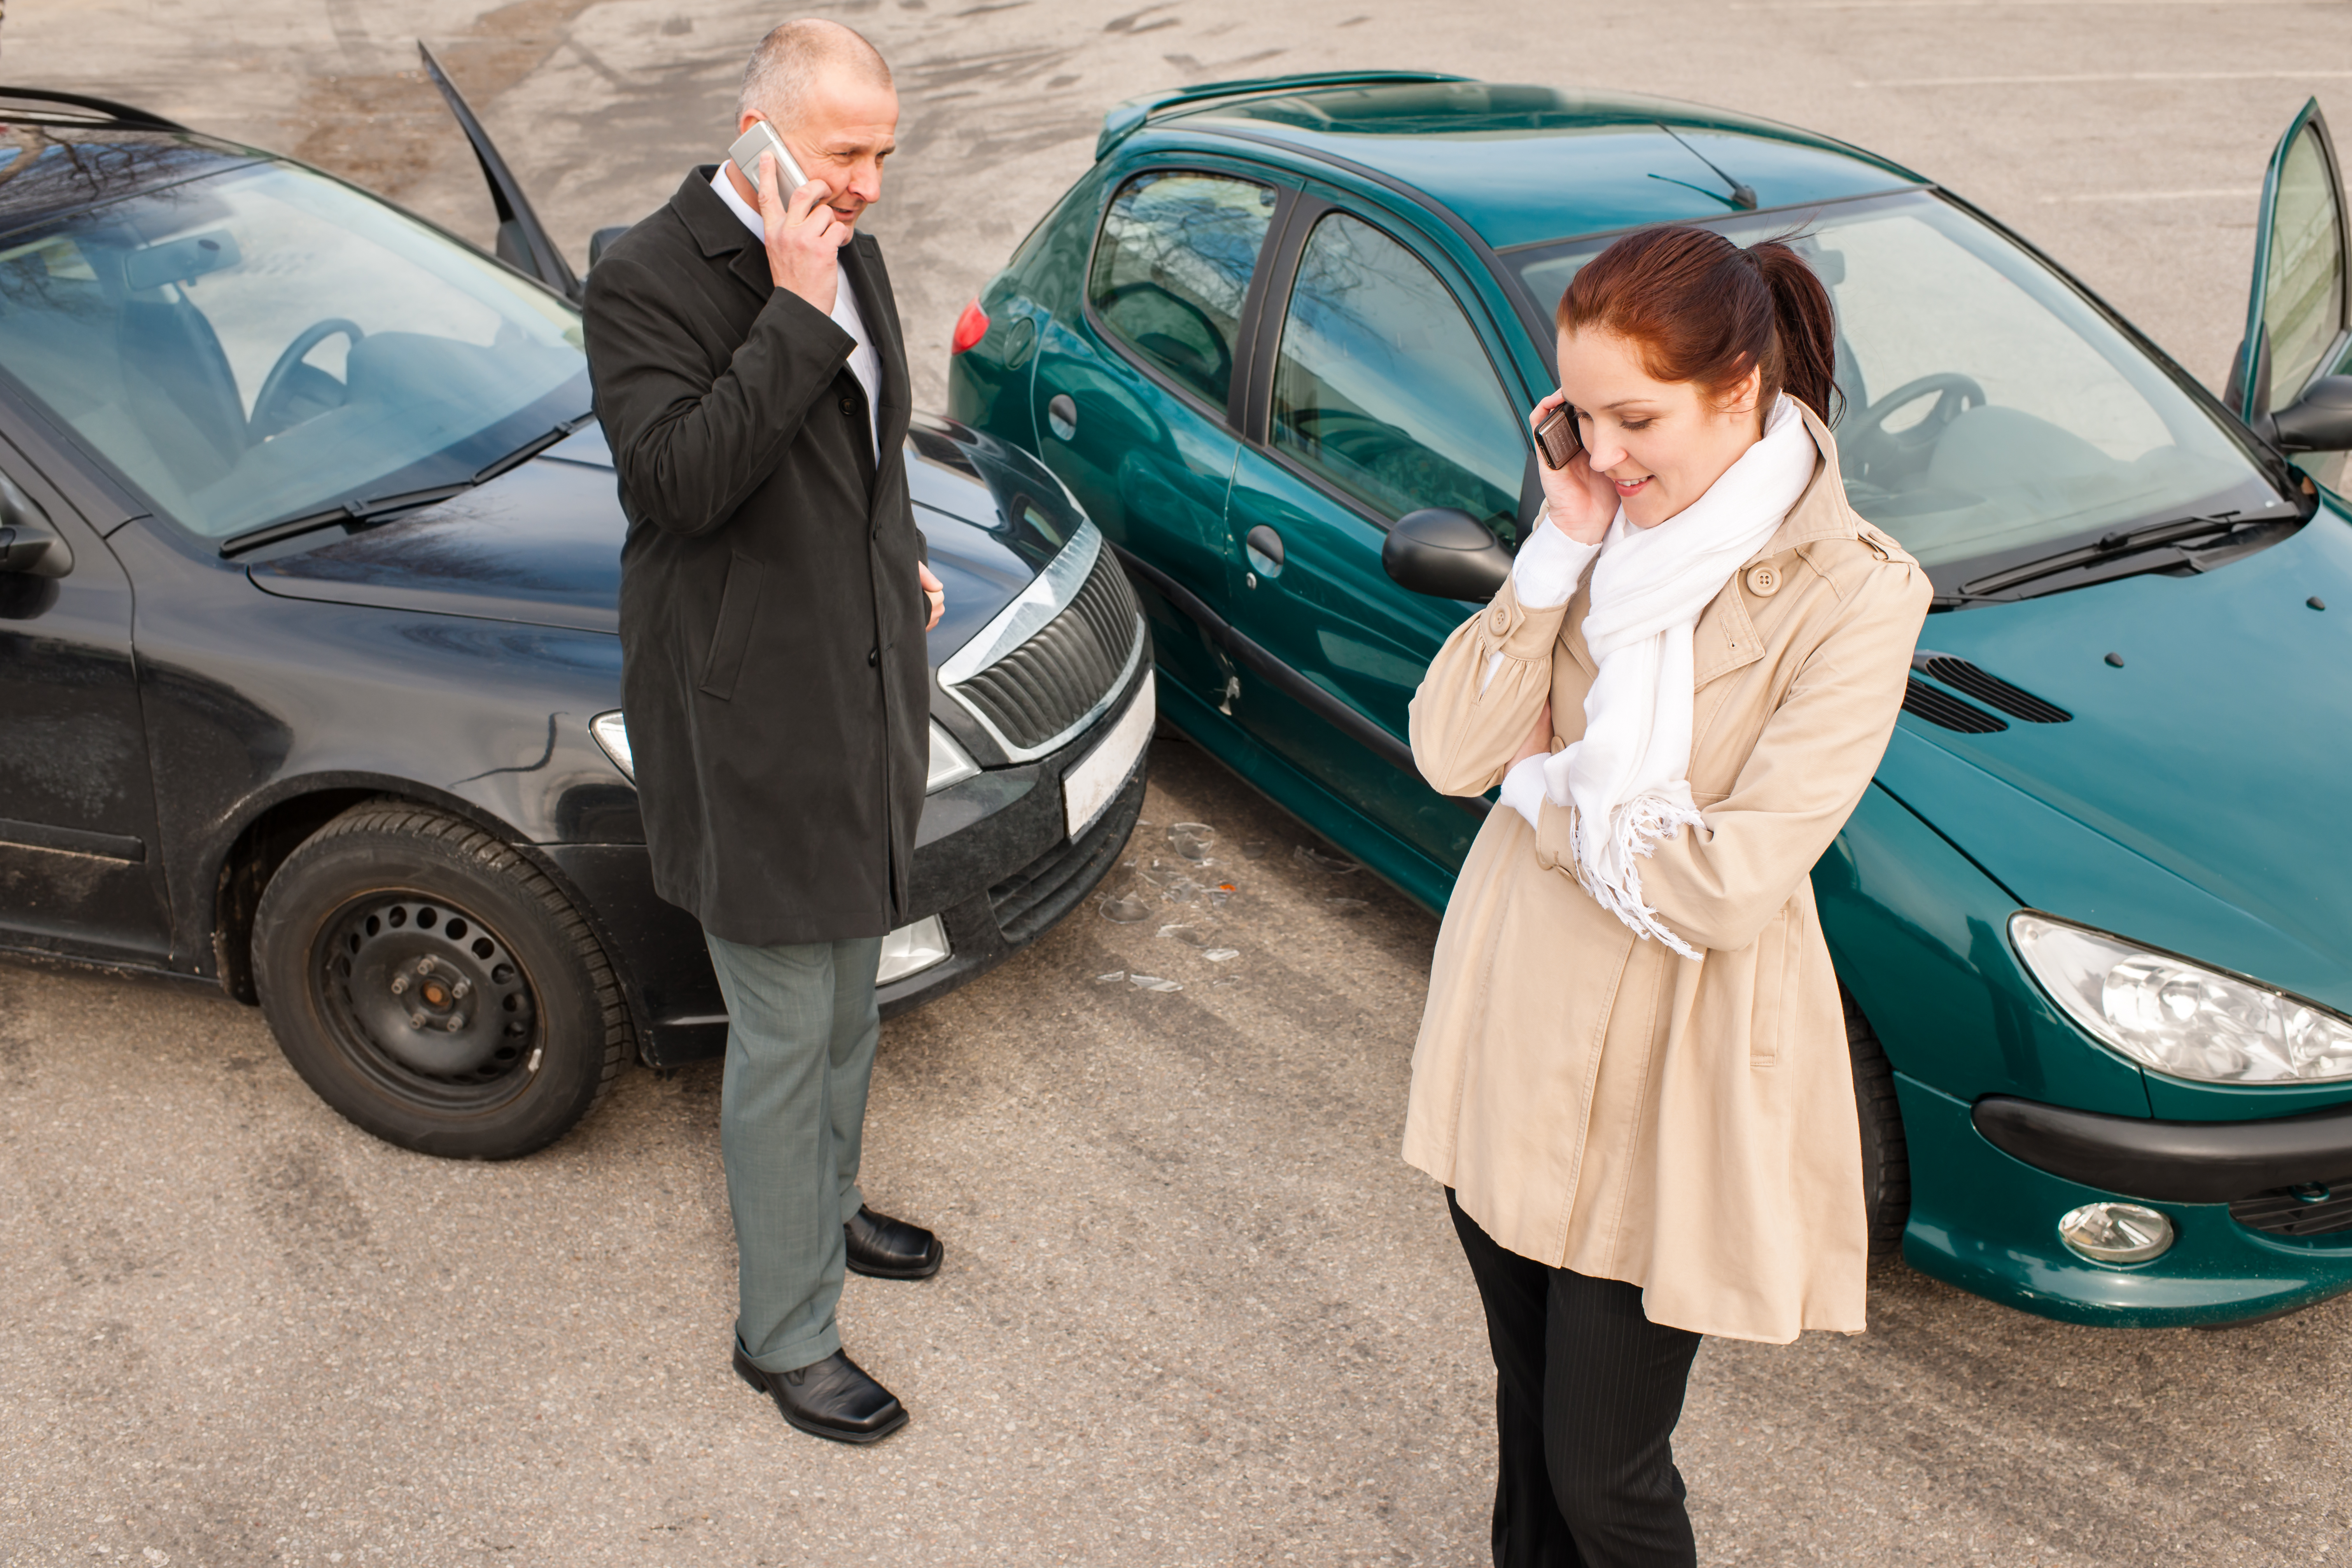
[583,19,942,1445]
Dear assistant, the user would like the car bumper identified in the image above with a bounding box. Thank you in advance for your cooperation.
[547,665,1152,1066]
[1898,1075,2352,1327]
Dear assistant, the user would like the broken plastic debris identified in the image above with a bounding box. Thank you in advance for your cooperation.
[1159,876,1202,904]
[1294,845,1360,874]
[1098,892,1151,923]
[1096,971,1127,982]
[1167,822,1218,861]
[1242,839,1269,860]
[1128,973,1182,992]
[1204,948,1240,962]
[1157,922,1220,947]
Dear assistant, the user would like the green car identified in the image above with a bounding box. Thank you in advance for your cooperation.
[948,73,2352,1328]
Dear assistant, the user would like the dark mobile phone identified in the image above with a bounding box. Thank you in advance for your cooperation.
[1536,404,1582,471]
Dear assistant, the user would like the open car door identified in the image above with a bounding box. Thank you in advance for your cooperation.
[418,42,581,303]
[2229,100,2352,490]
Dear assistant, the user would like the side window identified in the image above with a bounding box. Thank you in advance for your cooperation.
[1087,171,1276,408]
[2264,121,2347,403]
[1270,212,1525,537]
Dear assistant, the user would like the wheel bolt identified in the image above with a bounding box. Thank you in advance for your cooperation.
[451,978,472,1000]
[446,1013,467,1032]
[390,975,408,995]
[417,956,439,975]
[410,1011,428,1029]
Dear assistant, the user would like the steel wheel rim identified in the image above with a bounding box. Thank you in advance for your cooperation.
[312,891,541,1113]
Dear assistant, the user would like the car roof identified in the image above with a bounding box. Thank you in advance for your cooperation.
[0,93,263,240]
[1156,80,1925,251]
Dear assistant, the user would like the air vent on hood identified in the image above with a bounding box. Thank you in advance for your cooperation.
[1912,653,2072,724]
[1902,677,2007,733]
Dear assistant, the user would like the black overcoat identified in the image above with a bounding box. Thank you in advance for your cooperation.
[582,170,928,947]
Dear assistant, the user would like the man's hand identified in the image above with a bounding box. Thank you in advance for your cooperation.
[1528,391,1618,546]
[1510,700,1553,771]
[756,150,851,312]
[918,562,945,631]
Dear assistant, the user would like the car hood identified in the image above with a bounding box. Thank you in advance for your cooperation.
[244,413,1083,667]
[1872,504,2352,1012]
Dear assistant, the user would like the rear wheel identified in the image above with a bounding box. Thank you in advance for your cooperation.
[1846,987,1912,1258]
[252,800,630,1159]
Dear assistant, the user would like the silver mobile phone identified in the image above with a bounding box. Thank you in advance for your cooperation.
[728,120,815,200]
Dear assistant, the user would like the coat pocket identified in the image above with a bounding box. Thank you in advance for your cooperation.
[697,552,764,701]
[1750,905,1792,1068]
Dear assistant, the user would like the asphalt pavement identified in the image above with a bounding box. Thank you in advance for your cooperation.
[6,2,2352,1564]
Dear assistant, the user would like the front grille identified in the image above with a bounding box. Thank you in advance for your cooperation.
[2230,1183,2352,1239]
[1913,653,2072,724]
[989,765,1145,944]
[954,550,1141,751]
[1901,676,2007,733]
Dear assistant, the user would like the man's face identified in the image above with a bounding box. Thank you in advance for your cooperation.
[739,75,899,228]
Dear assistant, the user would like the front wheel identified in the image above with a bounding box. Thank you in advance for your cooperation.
[253,800,631,1159]
[1846,987,1912,1258]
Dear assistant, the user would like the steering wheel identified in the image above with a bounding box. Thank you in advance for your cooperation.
[251,318,364,440]
[1842,373,1985,490]
[1096,283,1232,392]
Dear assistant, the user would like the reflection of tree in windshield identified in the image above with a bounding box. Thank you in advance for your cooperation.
[1088,172,1274,404]
[1272,214,1522,535]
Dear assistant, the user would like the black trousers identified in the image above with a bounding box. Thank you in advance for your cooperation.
[1449,1190,1703,1568]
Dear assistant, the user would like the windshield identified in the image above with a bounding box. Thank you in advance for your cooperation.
[0,160,588,541]
[1507,191,2294,584]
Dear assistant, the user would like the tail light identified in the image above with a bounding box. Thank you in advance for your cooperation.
[950,298,989,355]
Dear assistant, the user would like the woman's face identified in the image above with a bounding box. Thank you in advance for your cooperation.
[1555,327,1764,530]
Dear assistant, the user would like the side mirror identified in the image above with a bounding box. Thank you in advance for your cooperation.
[0,473,70,578]
[2270,375,2352,453]
[587,225,631,271]
[1382,508,1510,601]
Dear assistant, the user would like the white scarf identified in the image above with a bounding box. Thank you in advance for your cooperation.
[1538,394,1819,959]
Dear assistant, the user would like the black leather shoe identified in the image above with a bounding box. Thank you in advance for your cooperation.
[844,1205,943,1280]
[733,1345,908,1445]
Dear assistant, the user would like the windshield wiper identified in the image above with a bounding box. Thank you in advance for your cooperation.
[218,413,594,559]
[219,484,474,558]
[1957,512,2248,599]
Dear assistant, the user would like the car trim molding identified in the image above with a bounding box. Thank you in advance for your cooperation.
[0,816,145,863]
[1973,1094,2352,1206]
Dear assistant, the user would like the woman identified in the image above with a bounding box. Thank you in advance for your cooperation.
[1405,225,1931,1566]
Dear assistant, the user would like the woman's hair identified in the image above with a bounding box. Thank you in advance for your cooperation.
[1555,226,1841,423]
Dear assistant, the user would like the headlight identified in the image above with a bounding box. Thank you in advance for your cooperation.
[2011,912,2352,1084]
[590,710,634,781]
[927,721,978,793]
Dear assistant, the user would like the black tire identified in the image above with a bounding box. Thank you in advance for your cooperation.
[252,800,631,1159]
[1845,986,1912,1258]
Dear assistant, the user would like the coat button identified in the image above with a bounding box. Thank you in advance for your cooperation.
[1489,606,1510,634]
[867,647,879,667]
[1745,563,1780,597]
[842,395,857,415]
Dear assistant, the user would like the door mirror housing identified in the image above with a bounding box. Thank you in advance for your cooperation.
[1382,508,1510,601]
[0,474,71,578]
[587,226,632,270]
[2270,375,2352,453]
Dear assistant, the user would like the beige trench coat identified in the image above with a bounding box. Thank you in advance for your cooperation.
[1403,406,1930,1344]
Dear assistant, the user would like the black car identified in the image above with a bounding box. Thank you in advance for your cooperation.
[0,74,1153,1158]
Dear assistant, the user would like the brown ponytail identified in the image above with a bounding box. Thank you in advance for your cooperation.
[1556,226,1843,424]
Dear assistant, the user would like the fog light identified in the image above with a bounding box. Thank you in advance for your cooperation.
[2057,1201,2175,1265]
[876,915,950,985]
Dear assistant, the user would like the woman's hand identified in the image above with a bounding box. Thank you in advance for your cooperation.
[1530,390,1617,546]
[1509,701,1552,771]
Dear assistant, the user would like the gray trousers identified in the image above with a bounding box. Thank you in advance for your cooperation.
[702,932,884,1375]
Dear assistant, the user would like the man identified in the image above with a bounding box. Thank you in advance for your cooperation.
[582,19,945,1446]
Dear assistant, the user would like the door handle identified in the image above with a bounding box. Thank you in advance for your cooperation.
[1245,525,1284,577]
[1046,393,1077,441]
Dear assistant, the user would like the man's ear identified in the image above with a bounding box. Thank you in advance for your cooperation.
[737,110,765,135]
